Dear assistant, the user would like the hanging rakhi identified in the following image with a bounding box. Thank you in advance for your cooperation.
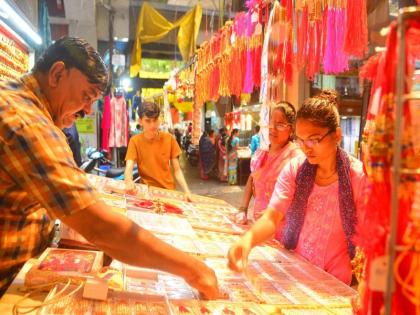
[344,0,368,58]
[252,8,263,88]
[243,10,255,94]
[296,5,309,71]
[355,20,420,315]
[244,0,263,90]
[234,12,247,97]
[305,0,323,80]
[228,25,240,97]
[323,4,349,74]
[219,22,233,97]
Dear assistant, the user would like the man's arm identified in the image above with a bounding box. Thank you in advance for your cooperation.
[62,201,218,298]
[124,159,136,194]
[171,158,192,201]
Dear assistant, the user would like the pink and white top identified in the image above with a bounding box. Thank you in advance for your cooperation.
[268,155,366,284]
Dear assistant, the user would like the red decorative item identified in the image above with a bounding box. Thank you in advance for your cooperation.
[355,20,420,315]
[200,306,211,314]
[163,203,183,215]
[344,0,368,58]
[134,200,154,210]
[296,6,308,70]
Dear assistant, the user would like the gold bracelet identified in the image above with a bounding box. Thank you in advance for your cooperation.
[238,206,248,213]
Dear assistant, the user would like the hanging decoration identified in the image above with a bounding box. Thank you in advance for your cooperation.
[344,0,368,58]
[195,0,267,108]
[322,4,349,74]
[186,0,369,108]
[130,2,202,77]
[356,19,420,315]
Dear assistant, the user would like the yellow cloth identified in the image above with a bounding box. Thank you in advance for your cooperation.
[130,3,202,77]
[173,100,193,113]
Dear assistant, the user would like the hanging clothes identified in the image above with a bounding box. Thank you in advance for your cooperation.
[108,95,128,148]
[101,95,111,152]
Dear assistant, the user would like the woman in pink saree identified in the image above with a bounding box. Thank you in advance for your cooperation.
[216,128,228,182]
[234,102,302,224]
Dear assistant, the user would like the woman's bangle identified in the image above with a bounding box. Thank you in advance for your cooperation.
[238,206,248,213]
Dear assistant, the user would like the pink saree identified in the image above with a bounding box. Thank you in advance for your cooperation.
[251,142,302,219]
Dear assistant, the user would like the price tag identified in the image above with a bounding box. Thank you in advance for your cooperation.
[251,11,259,23]
[230,33,236,45]
[255,23,263,35]
[368,255,389,292]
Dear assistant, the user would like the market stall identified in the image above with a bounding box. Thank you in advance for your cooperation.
[1,174,357,314]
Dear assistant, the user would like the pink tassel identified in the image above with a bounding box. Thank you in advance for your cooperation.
[323,8,349,74]
[323,8,336,73]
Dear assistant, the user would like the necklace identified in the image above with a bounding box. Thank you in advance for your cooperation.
[316,170,337,180]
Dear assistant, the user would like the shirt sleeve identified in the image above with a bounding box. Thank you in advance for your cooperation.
[1,121,98,220]
[233,137,240,147]
[249,136,257,153]
[170,134,182,159]
[268,156,304,215]
[125,137,139,161]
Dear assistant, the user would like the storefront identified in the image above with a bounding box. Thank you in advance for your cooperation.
[0,1,418,315]
[0,1,41,80]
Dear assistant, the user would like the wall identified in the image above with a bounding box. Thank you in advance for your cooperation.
[96,0,129,41]
[64,0,97,48]
[13,0,38,28]
[286,68,309,110]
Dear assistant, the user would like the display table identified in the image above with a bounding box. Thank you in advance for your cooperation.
[0,260,45,315]
[0,175,357,314]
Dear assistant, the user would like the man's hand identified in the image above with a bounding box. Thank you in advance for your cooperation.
[185,260,219,299]
[124,180,137,195]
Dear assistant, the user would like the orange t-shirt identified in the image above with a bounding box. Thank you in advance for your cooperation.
[125,132,181,189]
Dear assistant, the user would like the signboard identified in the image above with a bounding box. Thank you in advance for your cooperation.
[75,117,95,134]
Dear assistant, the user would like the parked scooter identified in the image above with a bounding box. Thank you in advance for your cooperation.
[80,148,111,173]
[182,134,192,152]
[80,148,139,180]
[186,143,199,167]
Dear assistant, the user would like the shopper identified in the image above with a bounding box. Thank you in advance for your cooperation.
[131,90,141,121]
[0,37,218,299]
[63,123,83,167]
[187,122,193,135]
[124,101,193,202]
[248,125,261,155]
[234,103,302,224]
[228,91,366,285]
[174,128,182,147]
[216,127,228,182]
[199,130,216,180]
[227,128,240,185]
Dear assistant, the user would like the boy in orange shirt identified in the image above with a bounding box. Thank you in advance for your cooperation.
[124,102,192,201]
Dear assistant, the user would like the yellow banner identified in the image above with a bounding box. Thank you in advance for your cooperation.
[130,3,202,77]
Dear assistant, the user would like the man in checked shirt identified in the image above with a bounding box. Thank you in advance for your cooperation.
[0,37,218,299]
